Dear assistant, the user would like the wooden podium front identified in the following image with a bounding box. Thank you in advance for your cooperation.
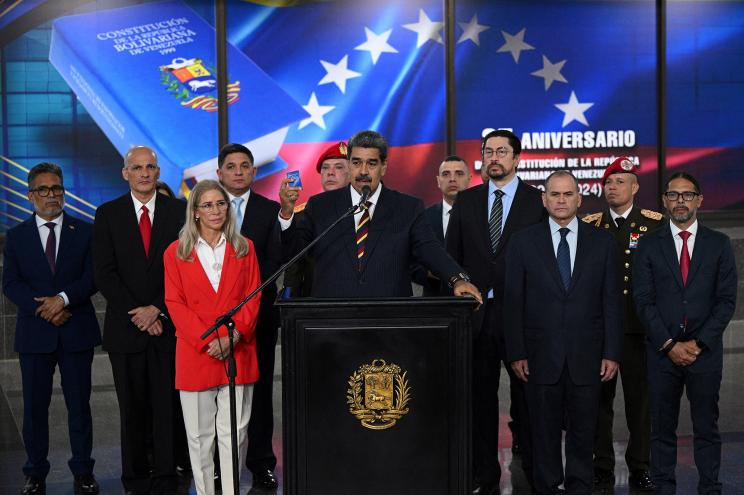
[277,297,474,495]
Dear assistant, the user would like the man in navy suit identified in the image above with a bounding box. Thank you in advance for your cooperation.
[412,155,471,296]
[278,130,481,301]
[3,163,101,495]
[216,143,283,490]
[504,170,623,495]
[633,172,737,494]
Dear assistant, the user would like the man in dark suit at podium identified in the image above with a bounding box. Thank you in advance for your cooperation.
[3,163,101,495]
[504,170,623,495]
[93,146,187,495]
[446,129,546,494]
[216,143,282,490]
[411,155,471,296]
[278,130,481,302]
[633,172,737,494]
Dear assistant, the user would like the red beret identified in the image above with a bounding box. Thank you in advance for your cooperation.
[602,156,637,184]
[315,142,348,173]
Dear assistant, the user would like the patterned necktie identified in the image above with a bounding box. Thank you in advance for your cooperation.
[615,216,625,228]
[44,222,56,274]
[557,227,571,290]
[489,189,505,253]
[139,205,152,257]
[232,197,244,231]
[679,230,691,286]
[356,201,371,270]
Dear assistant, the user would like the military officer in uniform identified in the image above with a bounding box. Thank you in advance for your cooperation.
[582,156,662,492]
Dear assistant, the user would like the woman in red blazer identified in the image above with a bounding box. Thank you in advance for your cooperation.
[164,179,261,495]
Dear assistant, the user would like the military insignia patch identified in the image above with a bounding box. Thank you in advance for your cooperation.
[629,232,640,249]
[347,359,411,430]
[339,142,348,156]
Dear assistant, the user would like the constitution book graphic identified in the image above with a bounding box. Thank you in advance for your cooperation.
[49,0,306,187]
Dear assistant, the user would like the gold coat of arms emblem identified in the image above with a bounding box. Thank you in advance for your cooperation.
[347,359,411,430]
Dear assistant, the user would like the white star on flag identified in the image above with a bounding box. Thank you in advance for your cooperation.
[457,14,489,46]
[403,9,444,48]
[555,91,594,127]
[531,55,568,91]
[299,92,334,130]
[497,28,534,63]
[355,27,398,64]
[318,55,361,94]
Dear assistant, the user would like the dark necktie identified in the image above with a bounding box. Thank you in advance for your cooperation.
[615,216,625,228]
[489,189,505,253]
[679,230,691,286]
[44,222,56,274]
[557,227,571,290]
[140,205,152,257]
[356,201,371,270]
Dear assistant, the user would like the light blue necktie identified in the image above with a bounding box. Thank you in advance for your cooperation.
[232,197,244,230]
[557,227,571,290]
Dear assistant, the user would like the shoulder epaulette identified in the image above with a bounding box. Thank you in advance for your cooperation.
[293,202,307,214]
[641,209,663,221]
[581,212,603,227]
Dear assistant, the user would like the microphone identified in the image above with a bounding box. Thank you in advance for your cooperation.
[358,185,372,210]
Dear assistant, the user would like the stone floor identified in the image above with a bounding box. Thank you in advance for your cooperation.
[1,322,744,495]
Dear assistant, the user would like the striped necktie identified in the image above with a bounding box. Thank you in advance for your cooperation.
[489,189,505,253]
[356,201,372,270]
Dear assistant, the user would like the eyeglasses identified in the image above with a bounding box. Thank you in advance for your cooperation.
[29,185,65,197]
[483,147,513,158]
[197,200,229,211]
[664,191,699,201]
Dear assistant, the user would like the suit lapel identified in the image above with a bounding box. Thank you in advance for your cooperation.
[537,221,565,292]
[24,216,53,278]
[240,192,255,238]
[495,179,523,256]
[360,186,392,274]
[217,242,240,302]
[473,184,492,256]
[335,188,358,271]
[659,224,684,289]
[568,222,590,292]
[432,203,444,241]
[146,194,169,269]
[55,214,77,271]
[181,246,220,302]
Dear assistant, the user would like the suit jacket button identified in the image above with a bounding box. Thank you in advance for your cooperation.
[623,289,628,295]
[624,263,630,268]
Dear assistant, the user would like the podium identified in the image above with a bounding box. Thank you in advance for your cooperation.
[277,297,474,495]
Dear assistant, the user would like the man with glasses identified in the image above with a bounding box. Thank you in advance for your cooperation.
[216,143,282,491]
[633,172,737,494]
[3,163,101,495]
[93,146,187,495]
[446,129,546,494]
[582,157,661,492]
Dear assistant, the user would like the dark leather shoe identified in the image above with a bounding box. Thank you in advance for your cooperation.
[593,468,615,488]
[74,474,99,494]
[21,477,45,495]
[252,469,278,490]
[629,470,655,492]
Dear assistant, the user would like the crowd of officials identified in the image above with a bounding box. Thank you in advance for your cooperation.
[2,129,736,495]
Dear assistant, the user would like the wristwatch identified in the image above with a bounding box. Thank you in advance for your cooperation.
[448,272,471,288]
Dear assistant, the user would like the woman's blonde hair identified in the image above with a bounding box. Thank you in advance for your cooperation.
[176,180,249,260]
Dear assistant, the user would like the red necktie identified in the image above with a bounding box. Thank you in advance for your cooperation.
[140,205,152,257]
[679,230,691,286]
[355,201,371,270]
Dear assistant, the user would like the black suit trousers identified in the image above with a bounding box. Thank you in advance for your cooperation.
[109,346,184,494]
[594,333,650,472]
[19,348,95,479]
[526,366,600,495]
[245,302,279,472]
[647,346,722,495]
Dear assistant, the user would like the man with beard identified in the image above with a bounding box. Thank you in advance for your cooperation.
[280,142,351,297]
[582,157,661,491]
[412,155,471,296]
[633,172,737,494]
[446,129,546,494]
[3,163,101,495]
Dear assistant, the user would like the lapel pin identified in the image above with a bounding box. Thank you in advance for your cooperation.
[640,226,647,232]
[630,222,636,228]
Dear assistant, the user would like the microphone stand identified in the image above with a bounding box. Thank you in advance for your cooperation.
[200,193,367,494]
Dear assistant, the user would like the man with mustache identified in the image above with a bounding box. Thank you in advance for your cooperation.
[582,157,661,492]
[446,129,546,494]
[3,163,102,495]
[278,130,481,303]
[633,172,737,494]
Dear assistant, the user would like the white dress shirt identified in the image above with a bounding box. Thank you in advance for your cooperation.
[609,205,634,227]
[195,234,227,292]
[35,212,69,306]
[669,219,698,261]
[548,216,579,273]
[442,200,453,237]
[131,191,157,223]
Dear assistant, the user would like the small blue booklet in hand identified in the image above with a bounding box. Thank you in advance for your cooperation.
[49,0,307,187]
